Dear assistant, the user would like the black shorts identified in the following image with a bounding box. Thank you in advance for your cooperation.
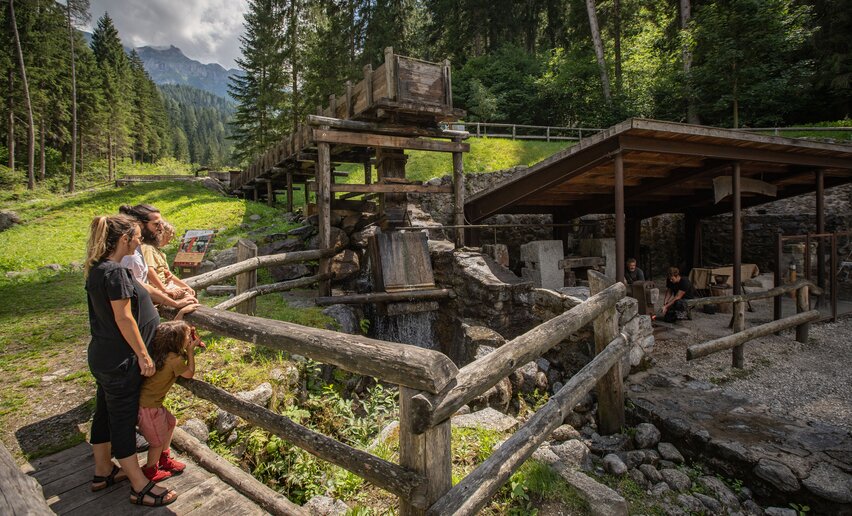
[90,356,143,460]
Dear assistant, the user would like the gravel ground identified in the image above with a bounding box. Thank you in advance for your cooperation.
[649,298,852,432]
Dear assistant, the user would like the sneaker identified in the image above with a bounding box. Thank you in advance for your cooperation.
[159,449,186,474]
[135,431,149,453]
[141,464,172,482]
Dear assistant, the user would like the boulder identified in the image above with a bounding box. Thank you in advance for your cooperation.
[180,418,209,443]
[628,468,650,489]
[754,458,800,492]
[452,407,518,432]
[764,508,797,516]
[330,249,360,281]
[649,482,671,497]
[322,304,361,335]
[551,464,628,516]
[469,377,512,414]
[304,495,349,515]
[270,263,311,282]
[350,226,380,248]
[676,494,706,514]
[236,383,273,407]
[657,442,685,463]
[551,424,581,442]
[697,476,741,511]
[551,440,593,471]
[694,493,723,513]
[801,462,852,503]
[0,210,21,232]
[214,409,238,435]
[288,225,316,238]
[258,237,304,256]
[639,464,663,484]
[634,423,661,449]
[603,454,628,476]
[270,364,300,389]
[590,433,632,455]
[660,468,692,492]
[212,247,238,268]
[307,227,349,250]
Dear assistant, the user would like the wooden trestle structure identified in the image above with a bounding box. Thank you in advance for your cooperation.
[231,48,469,297]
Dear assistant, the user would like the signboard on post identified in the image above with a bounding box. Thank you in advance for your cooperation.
[174,230,216,267]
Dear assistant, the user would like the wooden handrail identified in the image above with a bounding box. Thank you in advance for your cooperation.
[167,306,458,393]
[686,279,822,308]
[686,310,820,360]
[185,248,337,290]
[426,334,631,516]
[315,289,453,306]
[407,282,626,434]
[214,274,331,311]
[177,378,428,508]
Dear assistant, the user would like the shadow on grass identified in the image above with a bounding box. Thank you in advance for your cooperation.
[15,398,94,460]
[0,270,87,319]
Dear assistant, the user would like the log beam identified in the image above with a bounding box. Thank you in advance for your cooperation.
[409,282,626,434]
[588,271,625,434]
[215,274,331,311]
[177,378,428,508]
[686,310,820,360]
[685,279,822,308]
[164,306,458,393]
[185,249,337,290]
[313,129,470,154]
[315,289,453,307]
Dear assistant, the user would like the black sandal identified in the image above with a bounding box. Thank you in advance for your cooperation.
[130,481,177,507]
[91,464,125,492]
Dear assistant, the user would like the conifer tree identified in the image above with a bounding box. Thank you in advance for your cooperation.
[91,12,131,179]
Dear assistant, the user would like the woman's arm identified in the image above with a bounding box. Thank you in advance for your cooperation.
[145,266,172,295]
[110,298,155,377]
[139,281,197,308]
[167,274,195,297]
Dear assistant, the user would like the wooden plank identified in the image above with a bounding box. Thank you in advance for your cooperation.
[305,115,468,139]
[177,378,427,508]
[409,282,626,433]
[426,335,631,516]
[377,232,436,293]
[307,183,452,194]
[714,176,777,203]
[313,129,468,153]
[164,305,458,393]
[171,427,306,515]
[373,62,389,100]
[559,256,606,269]
[24,442,90,473]
[385,47,396,101]
[0,441,53,516]
[685,279,822,308]
[397,57,445,106]
[185,249,337,290]
[317,138,332,297]
[588,271,624,434]
[796,286,810,343]
[453,138,465,247]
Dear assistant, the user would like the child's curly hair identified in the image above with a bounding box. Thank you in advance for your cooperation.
[151,320,191,369]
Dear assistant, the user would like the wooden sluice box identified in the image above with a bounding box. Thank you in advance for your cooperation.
[368,231,439,315]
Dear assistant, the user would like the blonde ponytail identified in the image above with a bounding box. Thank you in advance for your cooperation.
[84,214,137,278]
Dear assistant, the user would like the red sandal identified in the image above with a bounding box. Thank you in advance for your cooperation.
[141,463,172,482]
[159,449,186,474]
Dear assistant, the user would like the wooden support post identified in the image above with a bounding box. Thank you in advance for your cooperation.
[399,387,451,516]
[266,180,274,207]
[385,47,396,100]
[453,137,465,248]
[816,169,826,297]
[731,162,744,368]
[614,153,625,282]
[796,285,810,343]
[774,231,783,321]
[345,80,353,118]
[317,137,332,297]
[364,159,372,185]
[253,186,259,202]
[588,271,625,434]
[236,239,257,315]
[363,64,373,107]
[286,171,294,213]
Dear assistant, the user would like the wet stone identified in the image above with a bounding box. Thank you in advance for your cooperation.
[660,468,692,492]
[754,458,800,492]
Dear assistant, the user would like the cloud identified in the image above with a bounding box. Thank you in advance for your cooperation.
[87,0,248,69]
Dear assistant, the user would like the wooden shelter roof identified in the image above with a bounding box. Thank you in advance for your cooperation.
[465,118,852,222]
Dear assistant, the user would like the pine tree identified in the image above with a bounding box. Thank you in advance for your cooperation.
[8,0,35,190]
[66,0,90,192]
[91,12,131,179]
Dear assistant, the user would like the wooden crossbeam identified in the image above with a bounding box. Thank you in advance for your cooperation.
[313,129,470,153]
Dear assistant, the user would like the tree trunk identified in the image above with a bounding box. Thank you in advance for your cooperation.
[9,0,36,190]
[289,1,300,129]
[67,2,78,193]
[6,70,13,171]
[79,132,84,176]
[614,0,622,95]
[39,116,45,181]
[585,0,612,104]
[108,133,113,181]
[732,65,738,128]
[680,0,699,124]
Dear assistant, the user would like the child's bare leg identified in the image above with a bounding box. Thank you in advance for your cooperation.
[145,443,165,468]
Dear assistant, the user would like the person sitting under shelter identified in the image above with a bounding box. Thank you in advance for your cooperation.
[662,266,695,322]
[624,258,645,284]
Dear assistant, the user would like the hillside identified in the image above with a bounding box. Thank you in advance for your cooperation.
[137,45,239,99]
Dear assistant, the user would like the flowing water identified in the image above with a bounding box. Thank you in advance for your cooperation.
[372,312,437,349]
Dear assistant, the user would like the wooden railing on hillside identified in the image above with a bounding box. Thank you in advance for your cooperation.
[685,279,822,364]
[169,260,629,514]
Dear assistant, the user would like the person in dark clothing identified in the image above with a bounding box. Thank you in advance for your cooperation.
[85,214,185,507]
[662,266,695,322]
[624,258,645,284]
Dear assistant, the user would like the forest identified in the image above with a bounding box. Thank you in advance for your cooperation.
[2,0,850,193]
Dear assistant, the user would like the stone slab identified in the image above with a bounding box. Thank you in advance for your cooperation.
[520,240,564,290]
[551,462,628,516]
[451,407,519,432]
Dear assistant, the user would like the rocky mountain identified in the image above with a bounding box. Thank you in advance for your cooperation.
[135,45,239,100]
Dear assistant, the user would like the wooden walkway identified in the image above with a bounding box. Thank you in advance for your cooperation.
[22,443,267,515]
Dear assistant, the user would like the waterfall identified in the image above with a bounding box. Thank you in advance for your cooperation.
[373,312,437,349]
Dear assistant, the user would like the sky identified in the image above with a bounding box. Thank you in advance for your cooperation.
[86,0,248,70]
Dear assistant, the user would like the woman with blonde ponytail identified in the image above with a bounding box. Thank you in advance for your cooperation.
[84,214,179,507]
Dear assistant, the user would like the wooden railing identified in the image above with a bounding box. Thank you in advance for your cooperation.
[168,263,630,514]
[462,122,604,142]
[685,279,822,364]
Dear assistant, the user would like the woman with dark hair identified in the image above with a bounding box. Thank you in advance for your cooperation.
[84,214,182,506]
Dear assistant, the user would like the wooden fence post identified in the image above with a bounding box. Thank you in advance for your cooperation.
[587,271,625,434]
[236,239,257,315]
[317,134,332,297]
[399,387,451,516]
[796,285,809,343]
[452,137,465,248]
[731,300,745,368]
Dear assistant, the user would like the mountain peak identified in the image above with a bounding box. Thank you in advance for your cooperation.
[135,45,238,99]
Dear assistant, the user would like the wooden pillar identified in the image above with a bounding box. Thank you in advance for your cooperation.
[731,162,744,368]
[452,137,465,248]
[399,387,451,516]
[816,169,826,295]
[554,210,573,255]
[614,153,625,282]
[363,159,371,185]
[774,231,783,321]
[317,136,332,297]
[376,147,408,227]
[236,239,257,315]
[796,285,810,343]
[253,186,259,202]
[588,272,625,434]
[286,171,294,213]
[266,180,274,207]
